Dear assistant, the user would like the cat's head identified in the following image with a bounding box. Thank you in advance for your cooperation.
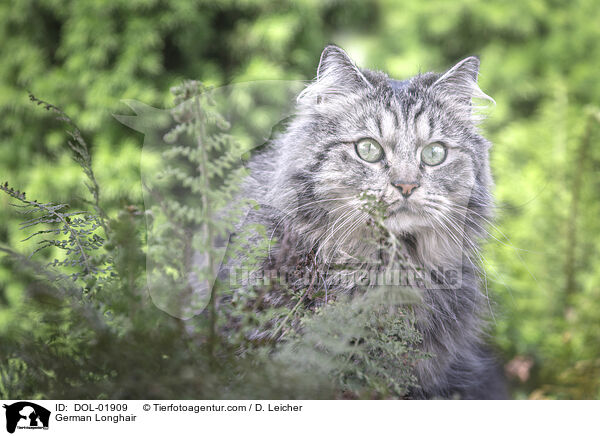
[282,45,494,244]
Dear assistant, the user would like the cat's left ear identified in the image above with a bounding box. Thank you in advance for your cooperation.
[432,56,494,117]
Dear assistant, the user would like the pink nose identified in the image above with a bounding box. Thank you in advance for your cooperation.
[392,181,420,198]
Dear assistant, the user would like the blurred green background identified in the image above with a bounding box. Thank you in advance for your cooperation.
[1,0,600,399]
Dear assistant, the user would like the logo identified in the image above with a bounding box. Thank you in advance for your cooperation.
[2,402,50,434]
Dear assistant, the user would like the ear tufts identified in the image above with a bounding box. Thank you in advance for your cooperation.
[298,45,372,105]
[316,45,370,85]
[433,56,480,94]
[433,56,495,122]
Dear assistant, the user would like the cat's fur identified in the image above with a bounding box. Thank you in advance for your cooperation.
[225,45,507,399]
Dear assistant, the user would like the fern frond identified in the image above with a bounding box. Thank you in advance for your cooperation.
[1,182,107,280]
[28,92,108,234]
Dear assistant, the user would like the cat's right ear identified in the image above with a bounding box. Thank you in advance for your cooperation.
[298,45,373,105]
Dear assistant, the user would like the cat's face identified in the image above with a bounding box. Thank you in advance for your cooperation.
[288,46,493,241]
[311,92,478,235]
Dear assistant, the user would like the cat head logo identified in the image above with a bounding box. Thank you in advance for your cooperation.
[2,402,50,434]
[115,80,304,320]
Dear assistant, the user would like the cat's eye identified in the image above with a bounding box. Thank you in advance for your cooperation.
[421,142,447,166]
[355,138,384,163]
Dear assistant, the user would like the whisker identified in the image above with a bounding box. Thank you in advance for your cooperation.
[267,195,357,258]
[428,198,538,286]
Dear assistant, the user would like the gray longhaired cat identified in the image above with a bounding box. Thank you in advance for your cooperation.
[222,45,507,399]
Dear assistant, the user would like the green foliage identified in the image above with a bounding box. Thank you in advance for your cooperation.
[0,183,107,282]
[277,287,427,398]
[2,0,600,399]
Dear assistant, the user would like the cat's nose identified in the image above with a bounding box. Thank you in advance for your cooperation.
[392,180,420,198]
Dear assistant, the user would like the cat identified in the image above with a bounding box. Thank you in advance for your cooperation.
[215,45,507,399]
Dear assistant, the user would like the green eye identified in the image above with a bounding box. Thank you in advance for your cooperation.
[421,142,447,166]
[355,138,384,163]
